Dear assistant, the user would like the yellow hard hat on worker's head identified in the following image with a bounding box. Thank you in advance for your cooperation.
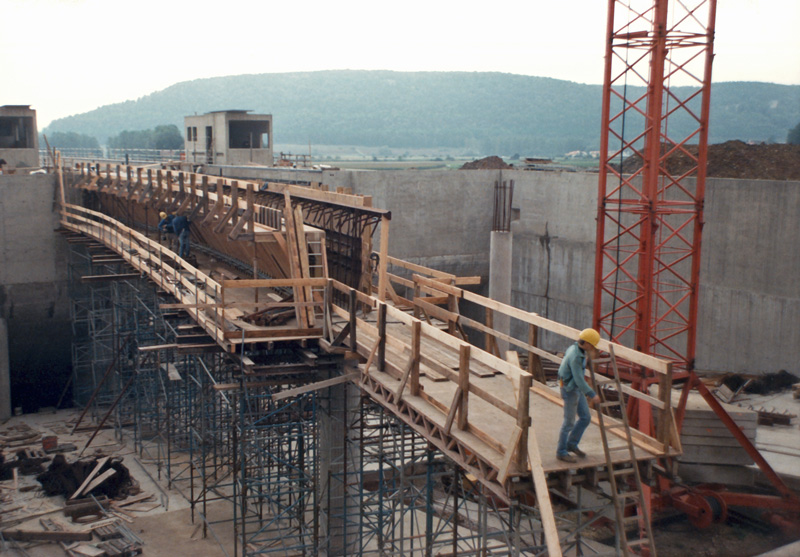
[159,212,167,219]
[578,328,601,348]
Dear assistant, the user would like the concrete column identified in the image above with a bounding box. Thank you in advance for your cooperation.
[489,230,513,355]
[317,363,357,556]
[0,319,9,420]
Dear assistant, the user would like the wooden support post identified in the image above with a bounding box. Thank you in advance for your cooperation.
[230,181,239,228]
[325,279,334,342]
[177,172,185,209]
[156,170,163,207]
[485,308,498,356]
[457,344,470,430]
[447,285,458,335]
[247,183,255,234]
[348,288,358,352]
[377,215,390,302]
[527,324,546,383]
[189,173,197,211]
[657,364,673,445]
[516,373,532,473]
[413,280,421,319]
[166,170,174,206]
[202,176,209,214]
[377,302,387,372]
[410,320,421,396]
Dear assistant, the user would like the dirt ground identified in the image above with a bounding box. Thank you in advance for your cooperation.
[651,515,795,557]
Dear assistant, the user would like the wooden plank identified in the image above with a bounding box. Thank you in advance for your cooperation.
[1,530,93,542]
[497,426,523,485]
[527,426,563,557]
[70,457,109,500]
[222,327,323,339]
[272,373,359,401]
[221,278,327,289]
[81,273,141,282]
[84,469,117,494]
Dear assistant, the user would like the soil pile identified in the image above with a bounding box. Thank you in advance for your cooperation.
[621,140,800,180]
[722,370,799,395]
[460,156,512,170]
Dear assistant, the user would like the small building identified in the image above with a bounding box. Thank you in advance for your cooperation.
[0,105,39,172]
[184,110,273,166]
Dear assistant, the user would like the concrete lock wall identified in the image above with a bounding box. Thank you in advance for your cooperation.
[0,173,72,413]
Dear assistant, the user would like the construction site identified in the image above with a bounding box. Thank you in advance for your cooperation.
[2,1,800,556]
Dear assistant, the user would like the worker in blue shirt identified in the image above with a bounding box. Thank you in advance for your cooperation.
[556,328,602,463]
[158,211,191,259]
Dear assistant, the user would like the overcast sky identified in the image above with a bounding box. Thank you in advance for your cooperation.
[3,0,799,128]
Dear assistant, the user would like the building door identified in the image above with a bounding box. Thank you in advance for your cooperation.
[205,126,213,164]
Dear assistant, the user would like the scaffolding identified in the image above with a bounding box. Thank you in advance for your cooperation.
[316,385,624,556]
[64,213,637,557]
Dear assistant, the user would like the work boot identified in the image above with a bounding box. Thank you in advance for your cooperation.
[557,453,577,463]
[568,446,587,458]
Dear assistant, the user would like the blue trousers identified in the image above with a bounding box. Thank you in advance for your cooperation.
[556,387,591,457]
[178,228,190,258]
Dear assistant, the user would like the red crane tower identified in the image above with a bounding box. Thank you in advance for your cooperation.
[593,0,800,534]
[593,0,715,377]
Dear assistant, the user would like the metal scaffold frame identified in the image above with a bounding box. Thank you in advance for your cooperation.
[322,388,625,556]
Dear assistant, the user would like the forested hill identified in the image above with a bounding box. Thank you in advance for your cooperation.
[44,70,800,157]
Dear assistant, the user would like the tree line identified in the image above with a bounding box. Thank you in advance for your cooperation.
[42,125,183,150]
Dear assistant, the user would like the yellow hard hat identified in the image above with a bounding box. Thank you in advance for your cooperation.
[579,328,600,347]
[159,212,167,219]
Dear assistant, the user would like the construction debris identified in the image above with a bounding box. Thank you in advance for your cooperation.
[721,370,799,396]
[37,455,137,500]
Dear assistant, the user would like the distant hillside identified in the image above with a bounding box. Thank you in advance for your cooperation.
[44,71,800,157]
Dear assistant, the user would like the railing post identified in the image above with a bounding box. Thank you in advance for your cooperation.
[458,344,470,430]
[516,374,532,472]
[528,324,546,383]
[410,321,421,396]
[349,288,357,351]
[230,181,239,227]
[178,172,185,206]
[202,176,209,215]
[378,303,387,372]
[485,308,497,356]
[657,365,674,446]
[156,170,163,206]
[377,215,390,302]
[166,171,173,206]
[189,173,197,211]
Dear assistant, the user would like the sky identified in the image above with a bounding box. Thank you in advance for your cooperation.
[3,0,799,129]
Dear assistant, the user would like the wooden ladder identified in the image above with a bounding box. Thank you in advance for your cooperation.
[306,235,327,322]
[588,346,657,557]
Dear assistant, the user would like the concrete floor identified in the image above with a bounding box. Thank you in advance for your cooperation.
[0,408,235,556]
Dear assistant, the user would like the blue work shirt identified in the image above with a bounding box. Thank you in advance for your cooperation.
[171,215,189,235]
[158,215,174,233]
[557,343,597,398]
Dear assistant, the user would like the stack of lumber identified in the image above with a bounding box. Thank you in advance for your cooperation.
[672,389,757,466]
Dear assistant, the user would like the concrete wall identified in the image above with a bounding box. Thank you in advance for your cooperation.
[0,174,72,412]
[330,169,500,278]
[320,168,798,376]
[698,178,800,373]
